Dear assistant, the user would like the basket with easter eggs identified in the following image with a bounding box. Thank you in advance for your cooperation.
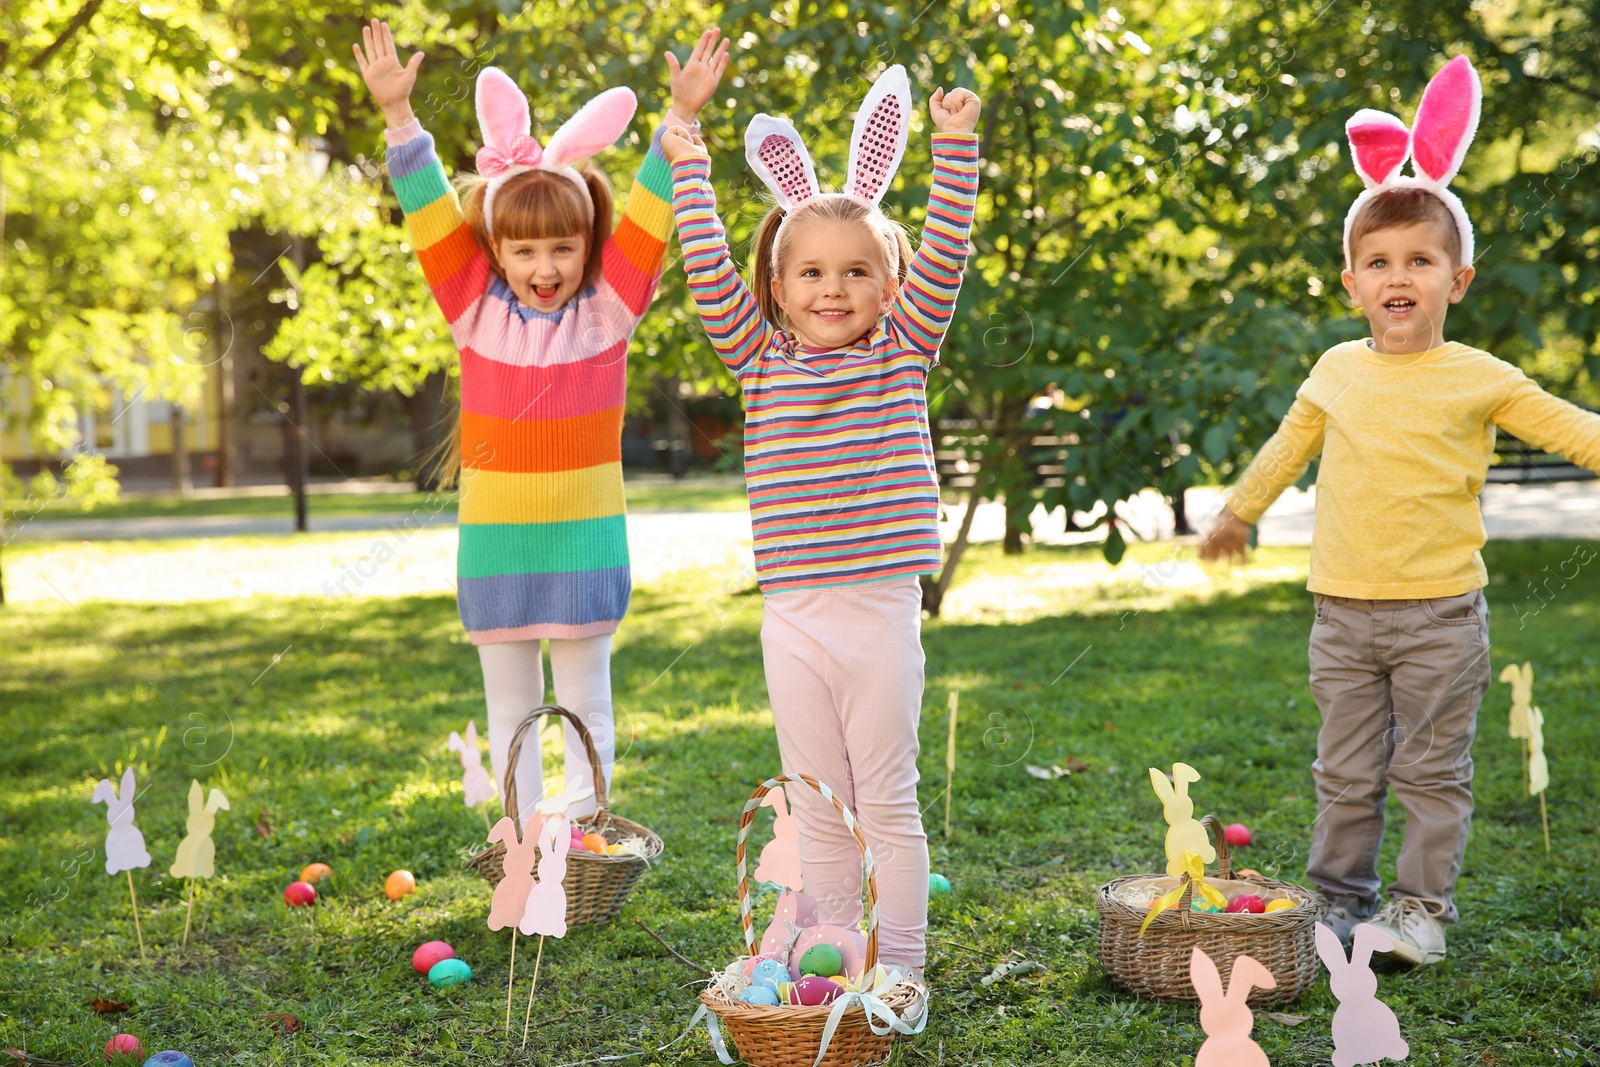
[1094,762,1322,1006]
[693,774,926,1067]
[466,706,662,927]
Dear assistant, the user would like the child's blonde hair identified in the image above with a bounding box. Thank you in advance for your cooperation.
[751,194,913,330]
[423,166,616,488]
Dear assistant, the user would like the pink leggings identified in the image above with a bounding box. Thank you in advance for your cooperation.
[760,576,929,968]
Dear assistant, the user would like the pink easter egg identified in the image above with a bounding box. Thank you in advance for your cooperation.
[1224,823,1252,847]
[283,881,317,906]
[1225,893,1266,914]
[794,975,843,1006]
[411,940,456,974]
[104,1035,143,1061]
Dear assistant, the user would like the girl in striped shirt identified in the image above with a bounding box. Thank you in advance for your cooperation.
[354,20,727,819]
[663,68,980,980]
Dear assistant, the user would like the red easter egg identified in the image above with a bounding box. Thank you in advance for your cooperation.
[1224,823,1252,847]
[284,881,317,906]
[793,975,843,1006]
[412,940,456,974]
[104,1035,144,1061]
[1225,893,1266,914]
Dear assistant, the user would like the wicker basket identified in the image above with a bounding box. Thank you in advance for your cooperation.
[1095,814,1322,1007]
[698,774,923,1067]
[465,705,662,927]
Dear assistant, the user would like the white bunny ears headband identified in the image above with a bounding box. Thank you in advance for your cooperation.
[1343,54,1481,269]
[744,64,912,214]
[474,67,637,240]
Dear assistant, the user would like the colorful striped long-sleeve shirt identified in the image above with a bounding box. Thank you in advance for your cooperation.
[670,133,980,593]
[385,117,675,643]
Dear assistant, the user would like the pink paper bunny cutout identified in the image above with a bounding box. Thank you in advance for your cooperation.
[1191,946,1277,1067]
[486,812,544,932]
[1316,922,1410,1066]
[519,812,570,938]
[758,890,819,957]
[447,720,496,809]
[753,786,804,890]
[92,767,151,875]
[790,924,868,982]
[1343,54,1481,267]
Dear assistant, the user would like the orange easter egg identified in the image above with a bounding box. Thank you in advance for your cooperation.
[300,863,332,884]
[581,833,608,853]
[385,869,416,900]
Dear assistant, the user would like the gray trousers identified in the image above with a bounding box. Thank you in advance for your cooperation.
[1305,590,1491,923]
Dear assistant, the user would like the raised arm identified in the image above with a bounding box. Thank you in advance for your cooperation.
[1489,368,1600,474]
[887,88,982,358]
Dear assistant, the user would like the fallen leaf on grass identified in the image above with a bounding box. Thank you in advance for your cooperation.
[258,1013,302,1033]
[1264,1012,1308,1026]
[88,999,129,1014]
[256,810,275,839]
[1024,757,1089,780]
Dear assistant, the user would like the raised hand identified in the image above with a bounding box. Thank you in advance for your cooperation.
[352,17,423,126]
[930,87,981,134]
[662,124,708,164]
[665,27,731,122]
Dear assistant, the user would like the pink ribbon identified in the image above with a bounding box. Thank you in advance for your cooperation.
[476,134,543,177]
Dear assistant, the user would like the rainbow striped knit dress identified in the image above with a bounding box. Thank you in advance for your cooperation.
[385,118,674,643]
[669,134,980,592]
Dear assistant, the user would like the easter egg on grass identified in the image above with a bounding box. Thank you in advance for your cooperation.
[299,863,332,884]
[1265,898,1296,913]
[799,943,843,978]
[428,958,472,987]
[412,940,455,974]
[928,872,952,895]
[385,870,416,900]
[1225,894,1266,914]
[1224,823,1252,847]
[105,1035,144,1061]
[739,985,779,1006]
[794,975,843,1006]
[283,881,316,906]
[142,1053,193,1067]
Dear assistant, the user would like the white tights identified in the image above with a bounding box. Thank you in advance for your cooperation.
[477,634,614,822]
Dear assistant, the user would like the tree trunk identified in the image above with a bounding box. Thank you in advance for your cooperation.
[411,369,449,491]
[213,278,235,488]
[170,404,193,495]
[1172,486,1191,535]
[0,162,8,606]
[665,375,689,479]
[921,475,985,617]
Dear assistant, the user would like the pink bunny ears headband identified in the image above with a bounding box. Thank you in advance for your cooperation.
[1343,54,1481,269]
[475,67,637,240]
[744,64,912,213]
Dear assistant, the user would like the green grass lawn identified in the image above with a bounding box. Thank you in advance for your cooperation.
[2,540,1597,1065]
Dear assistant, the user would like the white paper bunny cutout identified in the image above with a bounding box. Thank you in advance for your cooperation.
[1527,705,1549,796]
[92,767,151,876]
[1316,922,1410,1066]
[753,785,804,890]
[1191,946,1276,1067]
[447,720,497,809]
[519,811,570,938]
[745,64,911,210]
[170,780,229,880]
[474,67,637,238]
[1150,762,1214,877]
[1343,54,1481,268]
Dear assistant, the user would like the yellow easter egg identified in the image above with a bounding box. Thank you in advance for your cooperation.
[1265,898,1296,912]
[603,843,623,855]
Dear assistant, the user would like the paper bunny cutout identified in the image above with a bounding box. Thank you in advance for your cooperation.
[92,767,151,876]
[758,889,820,957]
[169,780,229,880]
[745,64,911,210]
[1191,946,1276,1067]
[1527,706,1549,796]
[447,720,497,809]
[519,811,570,938]
[1150,762,1214,877]
[474,67,636,238]
[1315,922,1410,1066]
[753,786,804,890]
[1499,661,1534,740]
[790,924,868,982]
[486,812,545,931]
[1343,54,1481,268]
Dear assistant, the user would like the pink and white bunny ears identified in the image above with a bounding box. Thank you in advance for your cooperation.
[744,64,912,211]
[1343,54,1482,269]
[475,67,637,240]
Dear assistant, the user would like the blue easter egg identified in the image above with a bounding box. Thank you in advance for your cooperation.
[143,1054,193,1067]
[428,957,473,987]
[928,873,952,895]
[739,985,780,1006]
[750,958,790,991]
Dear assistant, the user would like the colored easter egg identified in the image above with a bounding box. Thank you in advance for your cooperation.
[385,870,416,900]
[105,1035,144,1061]
[427,958,472,987]
[603,843,624,855]
[1225,894,1266,914]
[789,925,868,982]
[581,833,608,853]
[1189,899,1221,913]
[750,957,790,992]
[412,940,455,974]
[1224,823,1252,847]
[799,943,843,978]
[283,881,316,906]
[142,1053,193,1067]
[299,862,332,884]
[739,985,779,1006]
[1265,898,1296,913]
[794,975,843,1006]
[928,872,952,895]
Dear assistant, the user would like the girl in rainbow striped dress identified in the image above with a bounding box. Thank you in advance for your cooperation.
[354,20,728,818]
[663,68,980,979]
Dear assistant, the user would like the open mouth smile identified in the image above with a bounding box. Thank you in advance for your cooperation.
[532,283,560,301]
[1383,298,1416,317]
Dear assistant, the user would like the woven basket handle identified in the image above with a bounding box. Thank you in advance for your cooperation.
[1176,814,1234,915]
[734,774,879,973]
[502,705,609,837]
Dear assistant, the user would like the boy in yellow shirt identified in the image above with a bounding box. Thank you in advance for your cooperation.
[1202,56,1600,964]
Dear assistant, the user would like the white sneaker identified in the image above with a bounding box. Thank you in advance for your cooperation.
[1362,897,1447,965]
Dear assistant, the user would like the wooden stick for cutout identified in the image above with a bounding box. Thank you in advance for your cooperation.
[520,935,545,1049]
[1522,739,1529,796]
[1540,793,1550,854]
[944,691,959,837]
[125,870,146,960]
[181,877,196,950]
[505,929,517,1034]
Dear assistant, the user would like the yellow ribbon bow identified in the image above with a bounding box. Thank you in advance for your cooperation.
[1139,851,1226,934]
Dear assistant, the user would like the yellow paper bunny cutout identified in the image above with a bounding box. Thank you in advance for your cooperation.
[170,780,229,880]
[1526,706,1549,797]
[1498,661,1533,740]
[1151,762,1214,877]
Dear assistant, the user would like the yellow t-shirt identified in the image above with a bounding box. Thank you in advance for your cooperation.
[1225,339,1600,599]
